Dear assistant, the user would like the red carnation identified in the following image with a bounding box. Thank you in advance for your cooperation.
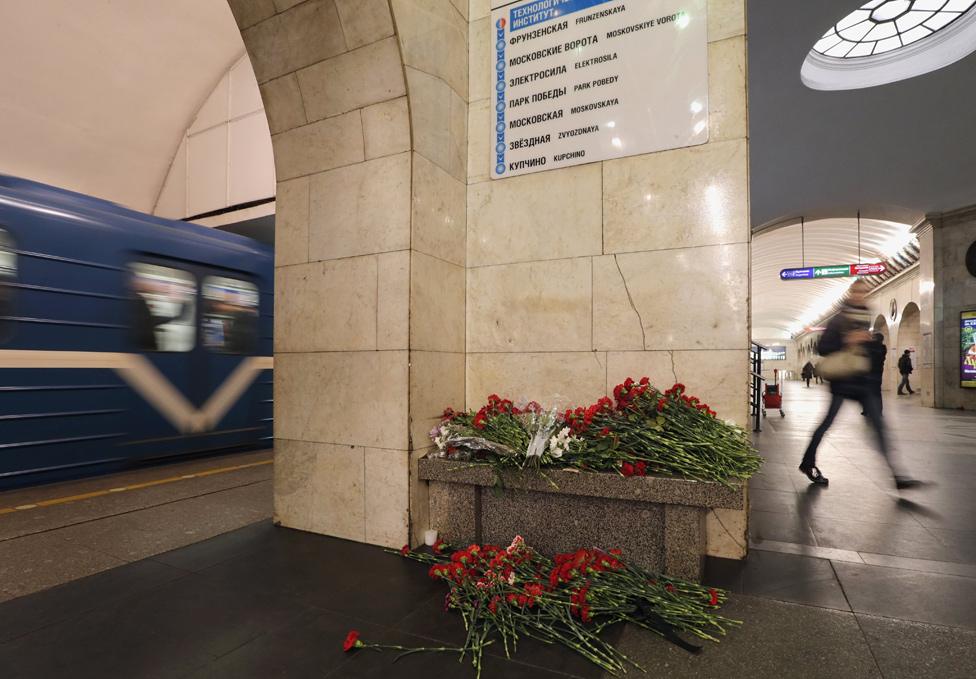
[400,544,410,556]
[635,461,647,477]
[599,427,610,437]
[433,538,446,554]
[708,588,719,606]
[665,583,675,593]
[343,630,362,652]
[621,462,635,477]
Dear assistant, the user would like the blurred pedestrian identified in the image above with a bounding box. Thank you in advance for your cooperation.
[799,281,921,490]
[861,332,886,416]
[897,349,915,395]
[801,361,815,387]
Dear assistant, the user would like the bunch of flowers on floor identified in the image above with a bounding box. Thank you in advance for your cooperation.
[429,378,761,484]
[342,537,737,678]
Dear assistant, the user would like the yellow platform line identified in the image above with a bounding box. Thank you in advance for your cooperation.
[0,459,273,516]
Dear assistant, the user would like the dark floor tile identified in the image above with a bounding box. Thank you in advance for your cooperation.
[749,510,816,546]
[856,613,976,679]
[607,594,881,679]
[0,573,311,679]
[928,527,976,564]
[704,550,850,611]
[196,535,441,626]
[0,558,188,643]
[749,488,800,514]
[150,519,277,571]
[833,561,976,630]
[808,516,955,561]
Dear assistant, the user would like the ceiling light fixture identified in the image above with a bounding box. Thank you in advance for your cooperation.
[802,0,976,90]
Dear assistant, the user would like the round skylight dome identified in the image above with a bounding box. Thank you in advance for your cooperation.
[802,0,976,90]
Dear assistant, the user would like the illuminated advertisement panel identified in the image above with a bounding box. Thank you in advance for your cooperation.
[962,311,976,388]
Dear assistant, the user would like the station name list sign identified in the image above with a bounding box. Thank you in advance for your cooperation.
[490,0,708,179]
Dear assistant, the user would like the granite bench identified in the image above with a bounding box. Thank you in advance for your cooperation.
[419,458,747,582]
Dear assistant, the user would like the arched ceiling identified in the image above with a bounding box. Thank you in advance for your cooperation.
[0,0,244,213]
[752,217,917,339]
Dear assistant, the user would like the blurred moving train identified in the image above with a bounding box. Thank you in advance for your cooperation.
[0,176,274,489]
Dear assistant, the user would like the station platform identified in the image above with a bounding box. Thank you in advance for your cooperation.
[1,386,974,678]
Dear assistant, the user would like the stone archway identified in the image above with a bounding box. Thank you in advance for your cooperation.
[226,0,467,548]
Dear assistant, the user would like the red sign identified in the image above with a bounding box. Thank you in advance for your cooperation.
[850,262,887,276]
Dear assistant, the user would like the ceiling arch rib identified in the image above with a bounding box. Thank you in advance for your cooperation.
[752,217,918,339]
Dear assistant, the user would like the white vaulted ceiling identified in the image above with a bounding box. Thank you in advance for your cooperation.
[0,0,245,212]
[752,217,917,339]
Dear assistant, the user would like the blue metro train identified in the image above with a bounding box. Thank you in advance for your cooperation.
[0,176,274,489]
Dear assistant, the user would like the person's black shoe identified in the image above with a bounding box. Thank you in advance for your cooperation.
[799,465,829,485]
[895,477,923,490]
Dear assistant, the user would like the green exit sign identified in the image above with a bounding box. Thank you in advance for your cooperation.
[814,265,851,278]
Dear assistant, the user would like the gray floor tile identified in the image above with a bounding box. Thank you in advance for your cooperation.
[833,561,976,630]
[808,516,955,561]
[856,613,976,679]
[603,594,882,679]
[0,531,125,600]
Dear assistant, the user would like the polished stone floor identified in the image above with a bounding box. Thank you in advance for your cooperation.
[0,384,974,678]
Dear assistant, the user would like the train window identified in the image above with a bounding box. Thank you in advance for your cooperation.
[129,263,196,352]
[0,228,14,333]
[201,276,259,354]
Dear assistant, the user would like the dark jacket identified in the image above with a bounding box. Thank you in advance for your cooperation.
[898,353,913,375]
[801,362,815,379]
[817,304,870,398]
[865,339,886,386]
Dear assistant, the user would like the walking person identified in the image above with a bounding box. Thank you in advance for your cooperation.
[802,361,815,387]
[799,281,921,489]
[861,333,886,416]
[897,349,915,395]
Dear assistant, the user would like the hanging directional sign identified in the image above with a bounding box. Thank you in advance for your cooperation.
[779,262,887,281]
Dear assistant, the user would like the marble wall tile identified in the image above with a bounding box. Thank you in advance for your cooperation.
[274,0,306,11]
[297,37,406,121]
[275,351,409,450]
[392,0,468,99]
[468,165,603,267]
[413,153,466,267]
[275,177,309,267]
[411,252,466,353]
[364,448,410,547]
[614,245,750,351]
[272,111,364,181]
[470,0,490,21]
[607,350,750,426]
[706,508,747,559]
[260,74,308,135]
[467,258,592,353]
[274,439,365,541]
[275,257,377,352]
[409,447,433,545]
[449,0,468,20]
[405,67,467,181]
[334,0,395,49]
[592,255,648,352]
[227,0,276,31]
[362,97,411,160]
[410,350,465,449]
[377,250,410,350]
[707,0,746,42]
[467,100,490,184]
[466,351,607,408]
[243,0,347,84]
[604,140,749,254]
[308,152,411,261]
[708,38,747,143]
[468,17,490,103]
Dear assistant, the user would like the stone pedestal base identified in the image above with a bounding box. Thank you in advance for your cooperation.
[420,459,747,582]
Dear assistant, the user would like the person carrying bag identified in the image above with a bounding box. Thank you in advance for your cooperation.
[798,280,921,490]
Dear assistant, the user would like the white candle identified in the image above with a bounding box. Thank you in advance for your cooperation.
[424,529,438,546]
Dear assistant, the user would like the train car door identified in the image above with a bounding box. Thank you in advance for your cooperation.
[123,259,202,460]
[197,270,262,451]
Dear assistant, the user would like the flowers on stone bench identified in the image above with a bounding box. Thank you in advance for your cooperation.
[428,378,761,483]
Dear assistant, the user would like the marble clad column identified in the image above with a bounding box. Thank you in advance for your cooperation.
[232,0,467,548]
[917,210,976,410]
[465,0,751,558]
